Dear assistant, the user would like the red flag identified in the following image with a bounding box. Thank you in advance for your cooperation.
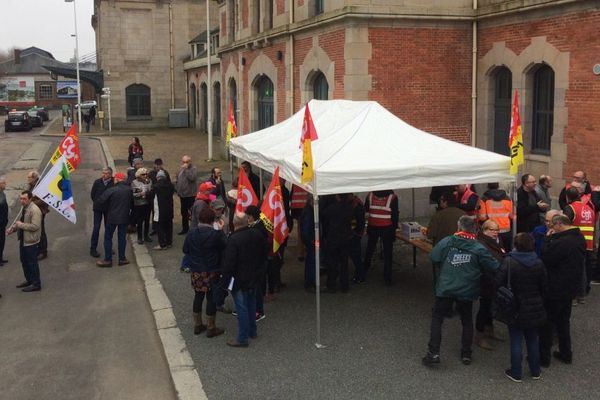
[259,167,289,253]
[300,102,318,184]
[50,124,81,172]
[235,168,258,213]
[226,102,237,146]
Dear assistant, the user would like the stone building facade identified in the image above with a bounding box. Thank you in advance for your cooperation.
[93,0,218,128]
[184,0,599,195]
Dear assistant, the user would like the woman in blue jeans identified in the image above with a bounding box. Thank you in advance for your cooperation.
[495,232,547,382]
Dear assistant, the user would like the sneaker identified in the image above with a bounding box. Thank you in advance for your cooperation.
[532,372,542,380]
[153,245,165,250]
[422,352,440,366]
[461,355,472,365]
[232,311,238,316]
[505,369,522,383]
[256,312,266,322]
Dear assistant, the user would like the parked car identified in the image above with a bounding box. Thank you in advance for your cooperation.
[4,111,32,132]
[27,110,43,128]
[29,106,49,121]
[75,100,97,110]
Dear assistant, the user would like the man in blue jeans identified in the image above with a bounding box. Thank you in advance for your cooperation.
[222,212,267,347]
[7,190,43,292]
[89,167,113,257]
[94,172,133,267]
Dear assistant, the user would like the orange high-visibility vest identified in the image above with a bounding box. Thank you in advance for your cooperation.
[481,198,513,233]
[367,193,394,227]
[456,187,478,216]
[570,201,595,251]
[290,185,308,210]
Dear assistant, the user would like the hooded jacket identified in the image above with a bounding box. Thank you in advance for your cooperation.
[495,251,547,328]
[430,234,500,301]
[540,227,586,300]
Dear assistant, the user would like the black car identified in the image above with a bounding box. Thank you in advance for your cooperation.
[4,111,32,132]
[29,106,49,121]
[27,110,43,128]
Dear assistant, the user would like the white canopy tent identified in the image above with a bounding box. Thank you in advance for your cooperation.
[230,99,514,347]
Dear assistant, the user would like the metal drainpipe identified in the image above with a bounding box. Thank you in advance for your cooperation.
[169,1,175,109]
[207,0,213,160]
[289,0,295,116]
[471,0,477,147]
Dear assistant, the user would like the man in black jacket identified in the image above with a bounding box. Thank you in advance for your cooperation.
[221,212,268,347]
[0,176,8,267]
[539,213,586,367]
[322,193,354,293]
[517,174,548,233]
[89,167,114,257]
[94,172,133,267]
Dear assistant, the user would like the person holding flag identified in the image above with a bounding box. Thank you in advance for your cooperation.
[235,167,258,213]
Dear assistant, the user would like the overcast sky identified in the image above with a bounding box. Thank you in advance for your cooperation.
[0,0,96,62]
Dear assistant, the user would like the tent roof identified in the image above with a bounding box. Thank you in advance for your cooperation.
[230,100,513,195]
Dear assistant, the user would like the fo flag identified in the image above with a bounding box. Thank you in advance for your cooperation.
[235,167,258,213]
[226,102,237,146]
[300,102,318,184]
[259,167,289,253]
[32,155,77,224]
[50,124,81,172]
[508,91,524,175]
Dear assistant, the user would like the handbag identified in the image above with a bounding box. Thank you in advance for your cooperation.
[494,258,519,324]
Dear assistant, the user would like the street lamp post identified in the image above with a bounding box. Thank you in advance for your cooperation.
[101,87,111,135]
[65,0,81,134]
[206,0,213,161]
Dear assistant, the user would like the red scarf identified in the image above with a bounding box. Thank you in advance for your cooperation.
[454,231,476,240]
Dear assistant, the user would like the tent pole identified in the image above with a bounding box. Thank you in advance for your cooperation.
[313,192,325,349]
[511,178,517,249]
[259,169,264,198]
[229,149,233,185]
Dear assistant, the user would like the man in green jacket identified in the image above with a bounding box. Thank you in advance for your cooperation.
[423,215,499,366]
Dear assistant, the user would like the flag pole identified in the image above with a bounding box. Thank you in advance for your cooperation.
[312,177,324,349]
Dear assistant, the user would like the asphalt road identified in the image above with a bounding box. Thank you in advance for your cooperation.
[0,131,176,399]
[152,226,600,400]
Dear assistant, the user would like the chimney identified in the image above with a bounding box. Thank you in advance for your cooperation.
[14,49,21,64]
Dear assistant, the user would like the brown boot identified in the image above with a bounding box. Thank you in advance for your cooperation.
[193,313,206,335]
[484,325,505,342]
[206,315,224,338]
[474,332,495,350]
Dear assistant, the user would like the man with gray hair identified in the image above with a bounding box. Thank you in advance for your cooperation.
[221,212,268,348]
[423,215,500,367]
[89,167,114,257]
[0,176,8,266]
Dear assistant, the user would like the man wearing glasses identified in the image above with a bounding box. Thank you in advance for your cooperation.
[517,174,549,233]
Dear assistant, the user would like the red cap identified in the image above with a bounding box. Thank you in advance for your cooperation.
[114,172,126,181]
[199,181,216,192]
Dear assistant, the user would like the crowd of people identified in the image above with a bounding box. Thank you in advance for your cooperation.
[421,171,599,383]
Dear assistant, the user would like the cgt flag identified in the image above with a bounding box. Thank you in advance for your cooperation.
[226,102,237,146]
[508,91,524,175]
[259,167,289,253]
[32,155,76,224]
[300,102,318,184]
[50,124,81,172]
[235,167,258,213]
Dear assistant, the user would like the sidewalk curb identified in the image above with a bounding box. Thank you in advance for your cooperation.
[129,239,208,400]
[96,139,208,400]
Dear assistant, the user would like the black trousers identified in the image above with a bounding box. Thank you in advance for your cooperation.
[428,297,474,357]
[179,196,195,232]
[476,297,494,333]
[39,214,47,253]
[363,226,394,283]
[539,298,573,362]
[134,204,151,240]
[156,220,173,248]
[326,241,350,290]
[0,222,6,260]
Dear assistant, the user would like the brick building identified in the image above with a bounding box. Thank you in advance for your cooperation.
[93,0,218,128]
[184,0,599,194]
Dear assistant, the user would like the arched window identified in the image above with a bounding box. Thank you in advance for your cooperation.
[256,76,274,129]
[492,67,512,156]
[229,78,238,122]
[532,65,554,154]
[313,72,329,100]
[213,81,221,136]
[190,83,197,128]
[200,83,208,132]
[126,84,151,119]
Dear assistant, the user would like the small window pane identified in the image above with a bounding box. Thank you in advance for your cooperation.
[126,84,151,119]
[532,65,554,154]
